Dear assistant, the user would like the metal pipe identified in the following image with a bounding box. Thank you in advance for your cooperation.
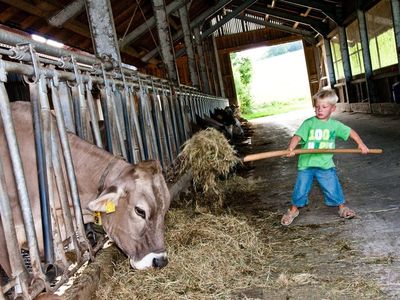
[173,91,186,146]
[0,80,43,278]
[160,86,176,160]
[99,88,113,153]
[179,92,191,140]
[0,28,112,69]
[0,57,220,102]
[110,89,128,159]
[58,81,76,133]
[127,88,145,162]
[72,57,92,142]
[50,120,80,260]
[0,157,30,298]
[142,86,160,160]
[85,80,103,148]
[38,73,70,268]
[50,79,89,252]
[137,88,150,160]
[166,89,180,153]
[119,89,134,164]
[71,85,84,138]
[30,77,54,265]
[151,87,170,168]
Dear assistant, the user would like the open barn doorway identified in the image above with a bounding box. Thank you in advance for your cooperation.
[230,40,313,120]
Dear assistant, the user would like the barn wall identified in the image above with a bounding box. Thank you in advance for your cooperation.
[303,41,320,98]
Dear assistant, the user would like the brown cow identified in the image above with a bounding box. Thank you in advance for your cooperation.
[0,101,170,280]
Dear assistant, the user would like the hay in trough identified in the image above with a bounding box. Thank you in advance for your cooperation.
[177,128,240,208]
[95,209,272,300]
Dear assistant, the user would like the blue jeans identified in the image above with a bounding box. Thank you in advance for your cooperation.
[291,167,345,207]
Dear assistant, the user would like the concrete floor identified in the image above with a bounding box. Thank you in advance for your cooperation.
[243,108,400,298]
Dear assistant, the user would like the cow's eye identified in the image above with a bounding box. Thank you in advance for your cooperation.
[135,206,146,219]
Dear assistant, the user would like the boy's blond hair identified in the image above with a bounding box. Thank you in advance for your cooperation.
[312,89,338,106]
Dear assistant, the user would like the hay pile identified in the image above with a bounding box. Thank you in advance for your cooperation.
[94,209,384,300]
[95,210,273,299]
[176,128,240,208]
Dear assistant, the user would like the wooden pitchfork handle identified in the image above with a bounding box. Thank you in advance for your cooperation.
[242,148,383,163]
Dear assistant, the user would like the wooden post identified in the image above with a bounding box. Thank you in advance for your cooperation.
[179,4,200,88]
[357,9,376,106]
[391,0,400,74]
[151,0,180,85]
[212,34,226,97]
[194,26,210,94]
[323,38,336,87]
[85,0,121,64]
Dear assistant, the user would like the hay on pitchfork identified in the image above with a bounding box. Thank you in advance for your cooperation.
[177,128,240,208]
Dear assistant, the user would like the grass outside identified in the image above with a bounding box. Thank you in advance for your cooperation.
[242,97,311,120]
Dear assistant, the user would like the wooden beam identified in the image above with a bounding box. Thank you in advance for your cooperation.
[0,0,91,37]
[202,0,258,38]
[236,14,316,42]
[217,35,303,54]
[119,0,188,49]
[293,7,311,29]
[247,3,330,37]
[0,6,19,22]
[20,15,40,30]
[0,0,145,63]
[141,0,234,62]
[47,0,84,27]
[280,0,341,24]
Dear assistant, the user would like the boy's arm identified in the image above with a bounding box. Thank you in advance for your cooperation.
[287,135,301,157]
[349,129,369,154]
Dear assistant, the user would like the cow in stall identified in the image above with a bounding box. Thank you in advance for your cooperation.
[0,102,171,284]
[194,106,244,139]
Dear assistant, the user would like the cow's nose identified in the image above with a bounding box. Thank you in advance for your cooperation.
[153,256,168,269]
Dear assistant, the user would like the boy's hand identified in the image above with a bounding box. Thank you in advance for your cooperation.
[286,149,296,157]
[358,143,369,154]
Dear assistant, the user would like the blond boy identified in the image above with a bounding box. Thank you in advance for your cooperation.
[281,89,369,226]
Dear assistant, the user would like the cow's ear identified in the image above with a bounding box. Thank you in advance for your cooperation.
[87,187,123,213]
[138,160,162,175]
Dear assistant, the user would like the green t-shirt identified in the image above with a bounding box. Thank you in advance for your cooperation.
[295,117,351,170]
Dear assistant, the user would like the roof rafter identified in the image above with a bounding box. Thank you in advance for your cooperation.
[247,3,330,37]
[236,14,316,44]
[279,0,341,24]
[201,0,258,38]
[119,0,189,49]
[141,0,234,62]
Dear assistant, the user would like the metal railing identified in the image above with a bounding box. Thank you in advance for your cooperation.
[0,29,228,299]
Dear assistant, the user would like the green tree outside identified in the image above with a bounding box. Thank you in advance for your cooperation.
[231,53,253,114]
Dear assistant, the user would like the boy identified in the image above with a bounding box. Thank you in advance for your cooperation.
[281,89,369,226]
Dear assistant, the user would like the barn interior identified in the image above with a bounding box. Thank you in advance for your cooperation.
[0,0,399,299]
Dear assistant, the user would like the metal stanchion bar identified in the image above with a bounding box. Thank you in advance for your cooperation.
[0,157,30,298]
[0,80,43,279]
[50,80,89,252]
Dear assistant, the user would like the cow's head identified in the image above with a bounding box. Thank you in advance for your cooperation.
[87,160,170,270]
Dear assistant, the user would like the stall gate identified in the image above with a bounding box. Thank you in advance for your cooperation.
[0,39,228,299]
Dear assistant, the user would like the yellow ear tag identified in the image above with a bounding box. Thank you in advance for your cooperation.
[94,211,102,225]
[105,200,116,214]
